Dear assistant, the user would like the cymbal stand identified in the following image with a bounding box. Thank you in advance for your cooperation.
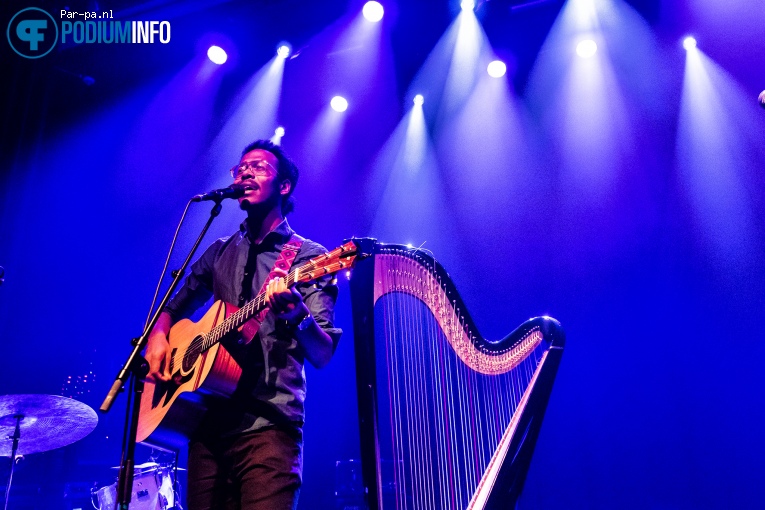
[4,415,22,510]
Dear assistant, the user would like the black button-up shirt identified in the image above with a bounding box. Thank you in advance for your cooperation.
[165,219,341,435]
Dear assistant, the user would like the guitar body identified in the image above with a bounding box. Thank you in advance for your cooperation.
[135,239,361,450]
[137,300,243,449]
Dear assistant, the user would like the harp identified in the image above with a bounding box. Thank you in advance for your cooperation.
[349,240,565,510]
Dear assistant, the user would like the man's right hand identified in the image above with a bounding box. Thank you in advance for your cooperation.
[145,312,173,383]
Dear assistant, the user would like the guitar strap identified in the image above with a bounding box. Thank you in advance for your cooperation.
[239,233,304,345]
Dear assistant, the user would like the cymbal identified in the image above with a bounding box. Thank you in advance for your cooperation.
[0,394,97,457]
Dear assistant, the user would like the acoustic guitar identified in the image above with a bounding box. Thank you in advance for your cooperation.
[137,240,360,449]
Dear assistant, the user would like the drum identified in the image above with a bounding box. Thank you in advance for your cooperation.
[92,462,175,510]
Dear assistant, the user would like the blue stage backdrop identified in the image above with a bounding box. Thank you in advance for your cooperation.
[1,0,764,508]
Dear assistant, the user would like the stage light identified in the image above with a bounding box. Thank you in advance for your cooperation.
[683,36,697,50]
[330,96,349,112]
[207,45,227,65]
[277,42,291,58]
[413,94,424,106]
[271,125,285,145]
[362,1,384,22]
[487,60,507,78]
[461,0,475,11]
[576,39,597,58]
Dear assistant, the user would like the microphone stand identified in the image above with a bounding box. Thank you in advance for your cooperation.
[100,199,225,510]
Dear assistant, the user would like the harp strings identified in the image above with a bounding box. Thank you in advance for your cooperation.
[377,252,546,509]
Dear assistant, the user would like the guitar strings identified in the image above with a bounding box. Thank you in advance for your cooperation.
[170,252,354,370]
[172,254,353,373]
[170,267,302,373]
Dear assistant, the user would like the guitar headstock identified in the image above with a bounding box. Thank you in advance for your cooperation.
[296,240,359,283]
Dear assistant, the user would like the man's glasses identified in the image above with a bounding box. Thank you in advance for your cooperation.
[230,160,277,179]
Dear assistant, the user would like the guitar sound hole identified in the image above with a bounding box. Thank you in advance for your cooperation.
[182,336,203,372]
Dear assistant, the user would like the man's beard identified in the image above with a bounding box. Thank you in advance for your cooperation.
[239,192,281,214]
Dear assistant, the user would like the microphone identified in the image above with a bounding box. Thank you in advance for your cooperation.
[192,185,246,202]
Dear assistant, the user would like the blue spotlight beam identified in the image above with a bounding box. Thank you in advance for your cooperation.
[202,56,286,194]
[677,48,763,270]
[365,107,457,248]
[405,5,491,134]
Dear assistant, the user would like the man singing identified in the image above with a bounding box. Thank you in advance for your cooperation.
[145,139,342,509]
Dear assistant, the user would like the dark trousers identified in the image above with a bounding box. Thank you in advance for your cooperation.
[187,427,303,510]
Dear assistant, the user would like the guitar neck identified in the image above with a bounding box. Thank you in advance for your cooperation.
[191,239,360,354]
[199,267,301,352]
